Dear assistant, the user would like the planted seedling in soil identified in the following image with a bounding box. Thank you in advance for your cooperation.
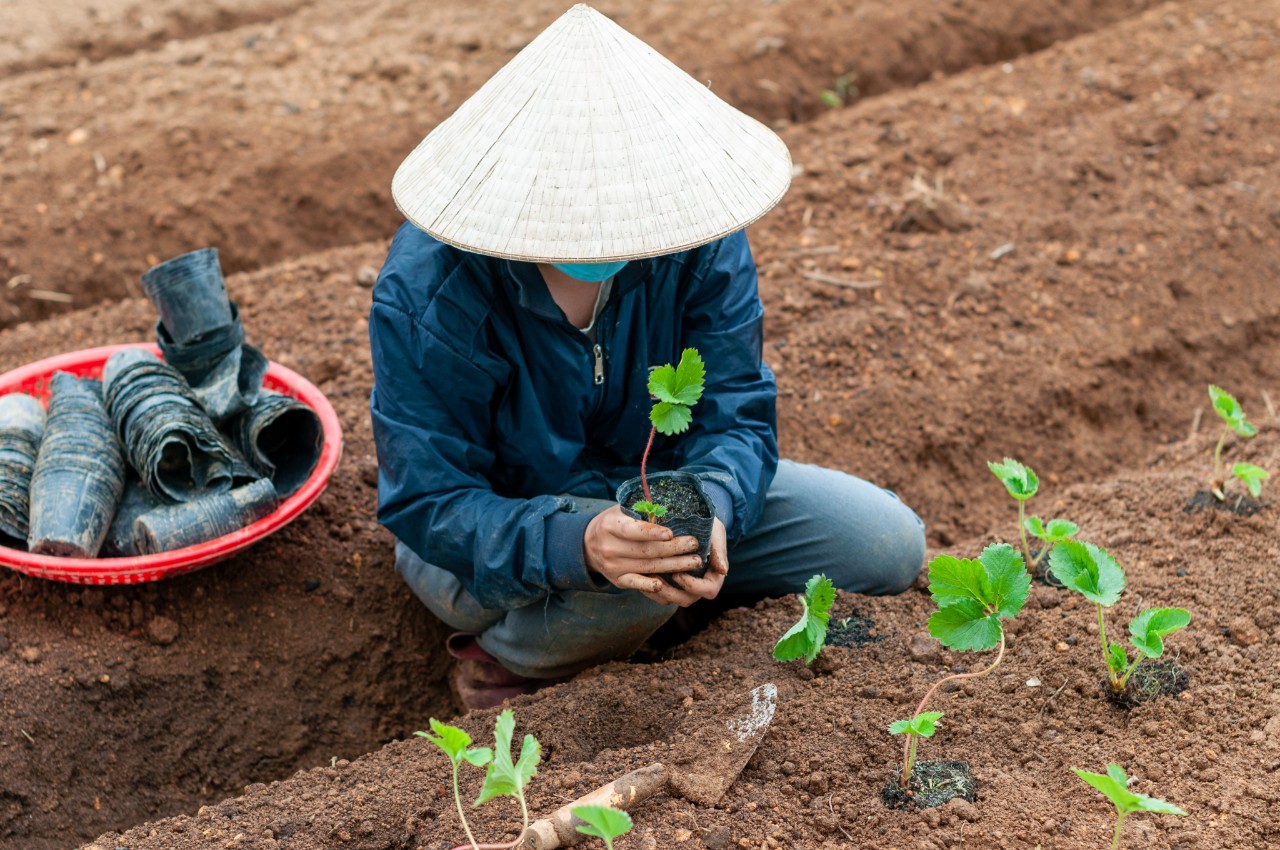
[886,543,1029,807]
[1049,541,1190,706]
[417,709,542,850]
[1207,385,1266,501]
[1073,763,1185,850]
[631,348,705,522]
[773,574,836,665]
[989,457,1078,575]
[571,804,634,850]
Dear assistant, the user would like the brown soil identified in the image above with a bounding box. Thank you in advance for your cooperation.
[0,0,1157,328]
[0,0,1275,849]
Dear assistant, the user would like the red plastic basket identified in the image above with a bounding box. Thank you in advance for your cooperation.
[0,343,343,584]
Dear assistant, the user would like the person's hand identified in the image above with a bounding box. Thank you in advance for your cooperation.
[584,505,707,606]
[668,517,728,604]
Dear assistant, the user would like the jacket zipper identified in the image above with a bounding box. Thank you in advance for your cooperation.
[592,343,605,386]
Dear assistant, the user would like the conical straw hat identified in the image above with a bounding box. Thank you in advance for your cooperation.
[392,3,792,262]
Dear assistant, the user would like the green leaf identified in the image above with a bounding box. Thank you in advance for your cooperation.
[988,457,1039,501]
[927,544,1027,619]
[888,711,945,737]
[573,804,634,843]
[1044,518,1079,542]
[772,575,836,664]
[927,554,990,609]
[928,599,1003,652]
[650,401,693,436]
[1209,385,1257,437]
[1232,463,1270,498]
[415,719,474,764]
[1027,517,1079,543]
[631,500,667,519]
[1047,541,1125,607]
[1074,764,1186,817]
[1128,607,1191,659]
[462,748,493,767]
[979,543,1030,619]
[1106,641,1128,678]
[474,710,541,807]
[648,349,705,407]
[819,89,843,108]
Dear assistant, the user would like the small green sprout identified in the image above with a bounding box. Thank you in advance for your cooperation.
[636,348,705,520]
[773,574,836,665]
[415,719,493,850]
[1049,541,1190,695]
[571,804,634,850]
[1231,462,1270,499]
[888,711,943,788]
[1208,385,1261,500]
[629,500,667,520]
[894,544,1028,792]
[989,457,1075,569]
[474,709,541,847]
[416,710,541,850]
[819,73,856,108]
[1073,763,1185,850]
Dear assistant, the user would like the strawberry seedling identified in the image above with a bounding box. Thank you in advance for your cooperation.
[887,711,943,791]
[415,719,493,850]
[1073,763,1185,850]
[773,574,836,665]
[989,457,1078,569]
[571,804,634,849]
[1207,385,1263,500]
[1048,541,1190,698]
[417,709,542,850]
[633,348,705,522]
[892,544,1029,793]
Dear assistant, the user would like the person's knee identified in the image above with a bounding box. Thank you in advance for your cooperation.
[826,504,925,596]
[875,520,926,595]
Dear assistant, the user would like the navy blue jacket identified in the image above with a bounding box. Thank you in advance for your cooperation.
[369,223,778,609]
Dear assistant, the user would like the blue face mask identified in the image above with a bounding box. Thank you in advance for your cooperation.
[551,261,628,282]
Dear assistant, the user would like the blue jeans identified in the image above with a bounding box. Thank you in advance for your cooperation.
[395,460,925,679]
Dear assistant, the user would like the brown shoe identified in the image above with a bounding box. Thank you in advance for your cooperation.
[445,633,547,711]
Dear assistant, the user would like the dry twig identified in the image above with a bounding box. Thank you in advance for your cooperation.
[800,270,879,291]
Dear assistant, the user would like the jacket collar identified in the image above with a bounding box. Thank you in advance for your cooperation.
[500,258,656,321]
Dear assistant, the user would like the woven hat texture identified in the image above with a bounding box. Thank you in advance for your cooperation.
[392,3,792,261]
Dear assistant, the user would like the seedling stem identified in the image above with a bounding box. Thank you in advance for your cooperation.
[900,632,1006,790]
[451,760,482,850]
[1212,428,1229,499]
[1017,500,1033,569]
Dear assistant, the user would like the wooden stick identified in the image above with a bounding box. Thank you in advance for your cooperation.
[1262,390,1277,426]
[799,270,879,290]
[1188,406,1203,440]
[523,763,667,850]
[785,245,840,256]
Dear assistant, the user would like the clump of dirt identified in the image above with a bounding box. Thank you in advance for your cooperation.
[825,609,881,648]
[881,759,978,810]
[1184,490,1269,517]
[1104,658,1192,710]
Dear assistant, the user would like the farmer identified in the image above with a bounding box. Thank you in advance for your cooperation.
[370,5,925,710]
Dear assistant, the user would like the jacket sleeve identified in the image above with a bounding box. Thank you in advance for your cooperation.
[674,231,779,540]
[368,236,608,610]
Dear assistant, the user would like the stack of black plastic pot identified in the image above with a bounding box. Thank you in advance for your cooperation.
[7,247,325,560]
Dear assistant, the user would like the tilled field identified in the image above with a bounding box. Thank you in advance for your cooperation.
[0,0,1276,848]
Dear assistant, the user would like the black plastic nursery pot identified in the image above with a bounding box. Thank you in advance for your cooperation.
[617,470,715,579]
